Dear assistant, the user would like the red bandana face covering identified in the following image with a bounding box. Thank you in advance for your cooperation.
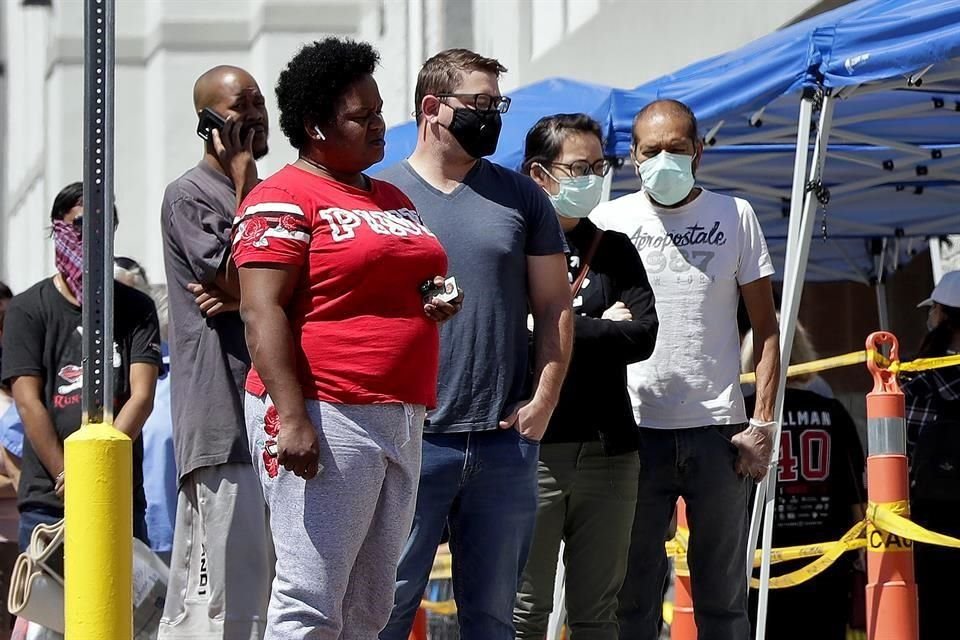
[52,220,84,301]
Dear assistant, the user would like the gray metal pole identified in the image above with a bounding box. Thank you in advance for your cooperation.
[82,0,115,424]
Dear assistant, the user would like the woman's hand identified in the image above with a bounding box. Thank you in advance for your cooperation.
[277,417,321,480]
[602,301,633,322]
[423,275,464,324]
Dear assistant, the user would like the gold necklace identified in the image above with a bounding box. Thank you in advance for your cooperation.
[298,156,369,190]
[298,155,328,173]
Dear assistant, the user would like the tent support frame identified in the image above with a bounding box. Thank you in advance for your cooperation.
[753,90,835,640]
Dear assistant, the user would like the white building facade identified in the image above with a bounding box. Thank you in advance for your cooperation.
[1,0,836,291]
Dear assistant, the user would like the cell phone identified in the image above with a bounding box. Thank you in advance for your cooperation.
[420,276,460,303]
[265,441,278,457]
[197,107,227,141]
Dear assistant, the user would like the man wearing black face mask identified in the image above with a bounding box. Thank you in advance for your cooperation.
[378,49,572,640]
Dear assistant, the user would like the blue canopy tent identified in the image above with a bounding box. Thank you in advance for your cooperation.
[604,1,960,634]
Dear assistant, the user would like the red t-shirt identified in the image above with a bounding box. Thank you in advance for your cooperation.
[232,164,448,407]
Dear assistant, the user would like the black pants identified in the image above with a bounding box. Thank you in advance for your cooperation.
[913,500,960,640]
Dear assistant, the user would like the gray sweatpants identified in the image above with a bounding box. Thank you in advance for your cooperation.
[245,394,425,640]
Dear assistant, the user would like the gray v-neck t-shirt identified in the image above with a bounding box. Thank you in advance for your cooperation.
[377,159,565,433]
[161,161,251,481]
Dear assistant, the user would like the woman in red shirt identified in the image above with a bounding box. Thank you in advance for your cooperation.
[232,38,460,640]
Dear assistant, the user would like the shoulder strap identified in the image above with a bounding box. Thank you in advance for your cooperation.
[571,228,604,299]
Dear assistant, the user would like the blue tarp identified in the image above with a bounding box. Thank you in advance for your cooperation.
[377,0,960,282]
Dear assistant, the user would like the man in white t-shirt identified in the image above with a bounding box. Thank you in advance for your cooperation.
[591,99,780,640]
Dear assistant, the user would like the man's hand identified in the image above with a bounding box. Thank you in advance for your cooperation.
[211,116,258,197]
[277,417,321,480]
[187,282,239,317]
[423,276,464,323]
[732,420,777,482]
[602,301,633,322]
[499,399,553,442]
[54,471,65,499]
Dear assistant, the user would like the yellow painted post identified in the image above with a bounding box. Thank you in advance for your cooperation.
[64,423,133,638]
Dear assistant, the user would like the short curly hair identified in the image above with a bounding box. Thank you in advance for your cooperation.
[275,38,380,150]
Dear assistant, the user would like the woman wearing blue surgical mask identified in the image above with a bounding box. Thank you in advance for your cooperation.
[514,114,660,640]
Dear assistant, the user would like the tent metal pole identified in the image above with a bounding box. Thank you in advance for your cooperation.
[746,90,814,605]
[781,93,817,299]
[876,282,890,330]
[755,91,835,640]
[930,238,944,284]
[874,242,890,330]
[546,541,566,640]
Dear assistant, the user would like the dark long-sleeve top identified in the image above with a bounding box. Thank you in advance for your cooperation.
[543,218,658,454]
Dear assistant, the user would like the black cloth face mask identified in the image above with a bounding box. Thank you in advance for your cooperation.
[446,108,502,158]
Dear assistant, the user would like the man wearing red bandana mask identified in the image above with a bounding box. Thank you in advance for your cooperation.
[0,183,162,574]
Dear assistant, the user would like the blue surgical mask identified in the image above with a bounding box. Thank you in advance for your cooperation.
[635,150,696,206]
[538,164,604,219]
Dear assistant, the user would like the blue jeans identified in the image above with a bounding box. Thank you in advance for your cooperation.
[380,428,540,640]
[618,425,751,640]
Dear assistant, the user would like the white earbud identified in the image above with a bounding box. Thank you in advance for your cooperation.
[313,125,326,141]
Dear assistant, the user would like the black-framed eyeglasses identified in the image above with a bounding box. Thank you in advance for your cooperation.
[550,159,612,178]
[435,93,511,114]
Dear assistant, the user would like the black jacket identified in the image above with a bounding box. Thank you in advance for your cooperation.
[543,218,658,454]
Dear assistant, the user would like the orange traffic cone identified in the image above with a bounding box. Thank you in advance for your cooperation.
[672,498,697,639]
[408,607,427,640]
[864,331,918,640]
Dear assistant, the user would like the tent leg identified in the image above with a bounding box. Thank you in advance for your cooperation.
[929,237,944,285]
[754,91,835,640]
[546,541,566,640]
[746,91,814,589]
[875,282,890,330]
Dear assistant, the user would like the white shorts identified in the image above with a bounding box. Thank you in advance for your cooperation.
[158,463,274,640]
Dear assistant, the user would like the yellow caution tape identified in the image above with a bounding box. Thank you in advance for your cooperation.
[739,349,960,385]
[666,520,866,589]
[868,501,960,549]
[749,521,866,589]
[892,353,960,374]
[430,550,452,581]
[419,598,458,616]
[740,350,868,384]
[421,498,960,615]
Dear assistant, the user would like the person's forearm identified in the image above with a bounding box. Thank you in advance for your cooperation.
[112,394,155,440]
[19,400,64,478]
[753,328,781,421]
[243,304,308,424]
[214,255,242,300]
[531,302,574,408]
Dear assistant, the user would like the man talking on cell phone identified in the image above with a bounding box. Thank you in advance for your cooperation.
[158,65,274,640]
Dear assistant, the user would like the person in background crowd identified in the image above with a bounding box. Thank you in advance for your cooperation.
[512,113,659,640]
[0,282,15,640]
[904,270,960,640]
[379,49,572,640]
[115,257,178,563]
[0,281,13,417]
[0,182,161,564]
[591,99,780,640]
[234,38,458,640]
[742,322,864,640]
[159,64,274,638]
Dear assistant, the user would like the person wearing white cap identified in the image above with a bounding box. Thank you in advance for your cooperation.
[904,269,960,639]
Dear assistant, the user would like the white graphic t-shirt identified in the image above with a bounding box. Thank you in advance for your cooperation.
[591,188,774,428]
